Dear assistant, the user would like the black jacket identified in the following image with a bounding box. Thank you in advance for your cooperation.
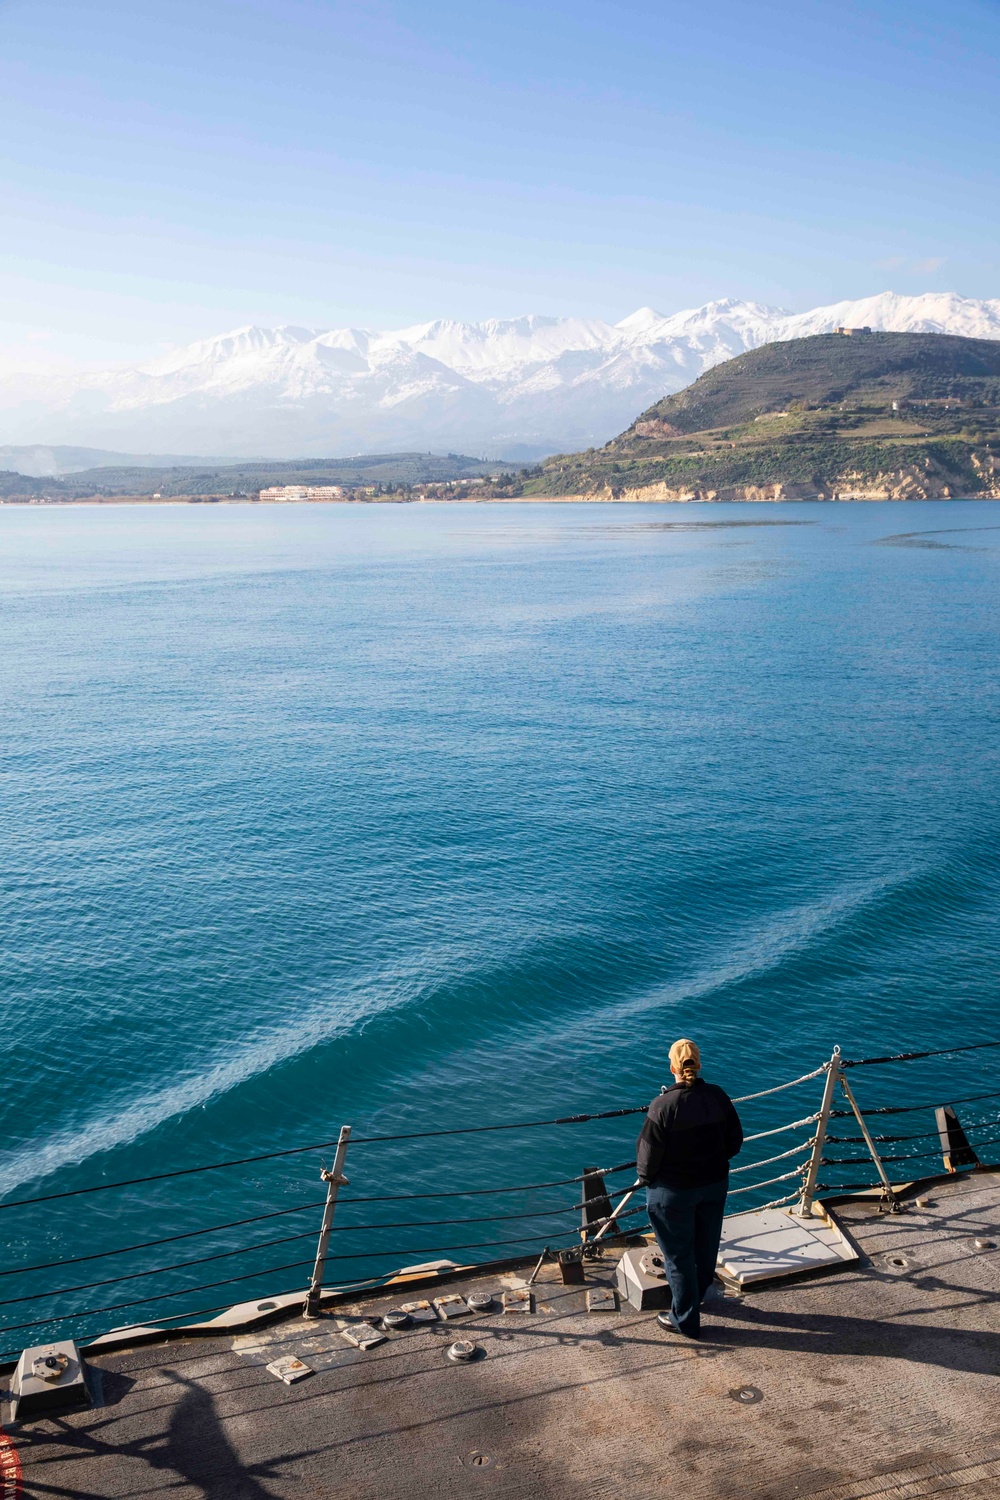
[636,1079,743,1190]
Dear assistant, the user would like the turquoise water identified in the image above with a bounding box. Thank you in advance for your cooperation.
[2,499,999,1344]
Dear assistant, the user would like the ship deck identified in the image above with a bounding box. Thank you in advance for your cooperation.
[8,1171,1000,1500]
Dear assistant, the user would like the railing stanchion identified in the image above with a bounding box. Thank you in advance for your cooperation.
[795,1047,841,1218]
[838,1075,901,1213]
[303,1125,352,1319]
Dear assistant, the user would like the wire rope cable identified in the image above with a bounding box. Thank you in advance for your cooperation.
[0,1198,327,1281]
[0,1181,647,1312]
[825,1132,1000,1168]
[832,1088,1000,1118]
[0,1163,638,1282]
[842,1040,1000,1069]
[814,1179,894,1193]
[0,1226,598,1340]
[0,1053,839,1216]
[730,1142,814,1174]
[827,1113,1000,1146]
[726,1166,807,1196]
[0,1113,648,1212]
[823,1148,941,1167]
[731,1065,827,1102]
[727,1191,800,1217]
[743,1113,819,1143]
[335,1165,634,1208]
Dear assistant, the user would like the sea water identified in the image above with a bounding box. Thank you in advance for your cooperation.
[1,500,999,1343]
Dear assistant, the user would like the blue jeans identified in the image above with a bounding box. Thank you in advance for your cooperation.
[646,1176,728,1338]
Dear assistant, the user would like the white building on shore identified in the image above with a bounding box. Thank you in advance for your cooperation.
[258,485,345,501]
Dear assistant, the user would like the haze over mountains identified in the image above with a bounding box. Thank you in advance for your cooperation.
[3,292,1000,464]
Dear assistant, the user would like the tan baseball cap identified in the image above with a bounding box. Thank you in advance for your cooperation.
[669,1038,701,1074]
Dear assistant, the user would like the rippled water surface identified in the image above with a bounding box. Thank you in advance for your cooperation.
[2,499,999,1338]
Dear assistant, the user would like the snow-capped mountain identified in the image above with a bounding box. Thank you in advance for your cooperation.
[2,292,999,461]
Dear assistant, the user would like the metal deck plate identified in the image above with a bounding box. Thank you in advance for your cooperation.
[433,1295,471,1319]
[717,1208,858,1286]
[233,1322,362,1374]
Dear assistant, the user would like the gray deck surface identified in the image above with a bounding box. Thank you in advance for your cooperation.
[7,1172,1000,1500]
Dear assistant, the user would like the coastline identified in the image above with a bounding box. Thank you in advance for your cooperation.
[1,498,1000,516]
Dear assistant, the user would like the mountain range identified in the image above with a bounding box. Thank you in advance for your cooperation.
[3,292,1000,462]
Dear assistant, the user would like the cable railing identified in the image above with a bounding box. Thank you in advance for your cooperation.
[808,1043,1000,1205]
[0,1156,644,1357]
[0,1039,995,1363]
[0,1105,651,1214]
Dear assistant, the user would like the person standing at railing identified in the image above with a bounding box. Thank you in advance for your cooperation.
[636,1038,743,1340]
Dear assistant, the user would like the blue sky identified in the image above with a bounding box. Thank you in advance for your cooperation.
[1,0,999,366]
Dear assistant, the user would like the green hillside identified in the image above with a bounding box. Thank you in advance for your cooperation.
[0,451,505,501]
[518,332,1000,501]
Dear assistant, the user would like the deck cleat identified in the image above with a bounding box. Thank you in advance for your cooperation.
[446,1340,480,1363]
